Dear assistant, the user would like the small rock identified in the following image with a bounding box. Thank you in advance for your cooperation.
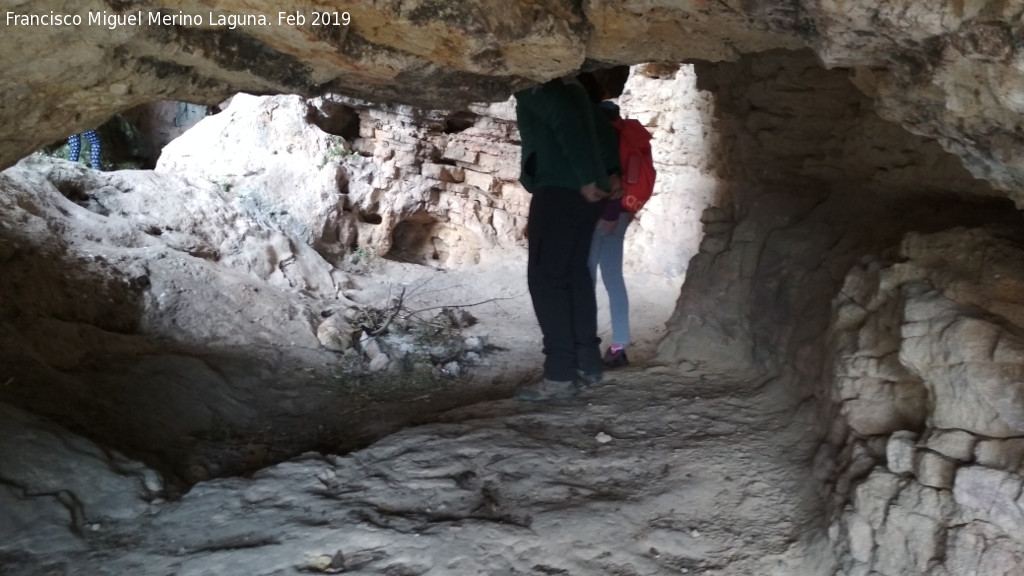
[595,432,613,444]
[308,555,334,571]
[464,336,485,351]
[362,337,385,361]
[975,438,1024,472]
[387,357,405,373]
[188,465,210,482]
[925,429,976,462]
[916,451,956,489]
[845,513,873,563]
[141,470,164,494]
[317,316,353,351]
[368,354,390,372]
[886,430,917,475]
[442,361,461,377]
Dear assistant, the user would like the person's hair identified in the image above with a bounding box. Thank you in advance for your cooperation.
[576,72,607,104]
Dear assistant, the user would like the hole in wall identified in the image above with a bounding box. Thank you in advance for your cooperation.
[306,99,361,140]
[387,214,436,263]
[443,111,478,134]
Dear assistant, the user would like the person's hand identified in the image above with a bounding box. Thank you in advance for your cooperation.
[597,218,617,234]
[580,182,608,203]
[608,174,624,200]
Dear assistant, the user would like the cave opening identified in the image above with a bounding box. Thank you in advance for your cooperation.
[3,61,715,489]
[5,36,1024,573]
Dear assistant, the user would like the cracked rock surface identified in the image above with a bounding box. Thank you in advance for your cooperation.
[1,369,834,576]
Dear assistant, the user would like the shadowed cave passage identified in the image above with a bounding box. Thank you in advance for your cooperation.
[3,45,1024,576]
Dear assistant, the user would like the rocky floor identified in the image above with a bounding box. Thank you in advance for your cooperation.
[1,368,835,576]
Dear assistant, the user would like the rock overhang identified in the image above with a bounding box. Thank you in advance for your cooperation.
[3,0,1024,203]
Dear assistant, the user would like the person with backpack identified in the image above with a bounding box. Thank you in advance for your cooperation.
[513,75,621,401]
[585,93,656,369]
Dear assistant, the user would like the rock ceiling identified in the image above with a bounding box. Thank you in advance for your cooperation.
[2,1,1023,201]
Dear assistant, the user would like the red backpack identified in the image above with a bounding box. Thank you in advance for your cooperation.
[614,117,656,212]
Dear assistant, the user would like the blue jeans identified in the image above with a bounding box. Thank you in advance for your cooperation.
[588,213,631,347]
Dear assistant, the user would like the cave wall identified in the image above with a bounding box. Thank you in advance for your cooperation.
[825,229,1024,575]
[657,48,996,376]
[153,92,532,269]
[151,69,712,276]
[618,63,718,278]
[659,48,1024,575]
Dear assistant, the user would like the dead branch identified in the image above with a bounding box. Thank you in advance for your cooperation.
[370,286,406,336]
[404,294,524,318]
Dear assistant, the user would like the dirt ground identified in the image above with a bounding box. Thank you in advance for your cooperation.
[113,256,683,489]
[207,256,685,487]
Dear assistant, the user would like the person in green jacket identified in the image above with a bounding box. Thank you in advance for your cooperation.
[514,75,622,402]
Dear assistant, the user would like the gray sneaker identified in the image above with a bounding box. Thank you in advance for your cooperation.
[576,369,603,389]
[515,378,578,402]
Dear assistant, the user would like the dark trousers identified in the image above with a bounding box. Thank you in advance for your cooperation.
[527,187,603,382]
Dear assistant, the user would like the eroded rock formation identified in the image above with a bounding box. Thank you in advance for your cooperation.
[4,1,1024,574]
[659,49,1024,575]
[3,0,1024,203]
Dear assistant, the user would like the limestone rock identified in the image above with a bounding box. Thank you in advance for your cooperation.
[0,402,159,554]
[368,353,390,372]
[361,336,385,362]
[873,501,944,576]
[617,65,717,277]
[0,373,839,575]
[974,438,1024,473]
[1,0,1023,220]
[924,430,976,463]
[953,466,1024,540]
[657,49,990,379]
[0,156,332,350]
[901,282,1024,438]
[824,224,1024,575]
[148,92,542,271]
[916,451,956,490]
[156,94,350,265]
[339,97,528,266]
[886,431,917,476]
[317,315,354,352]
[852,470,902,532]
[844,513,874,565]
[946,522,1024,576]
[873,482,956,575]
